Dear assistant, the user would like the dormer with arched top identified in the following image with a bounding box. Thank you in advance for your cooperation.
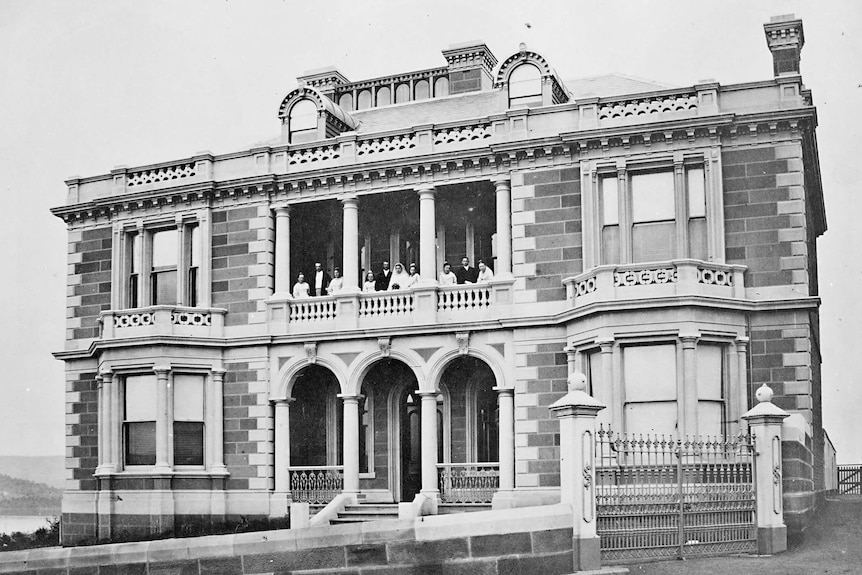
[494,45,570,108]
[277,86,358,144]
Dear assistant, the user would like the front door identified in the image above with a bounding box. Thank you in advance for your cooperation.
[400,388,422,501]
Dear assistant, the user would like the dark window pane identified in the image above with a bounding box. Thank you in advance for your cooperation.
[173,421,204,465]
[632,222,676,262]
[125,421,156,465]
[188,267,199,307]
[129,274,139,308]
[601,225,620,265]
[689,218,708,260]
[152,270,178,305]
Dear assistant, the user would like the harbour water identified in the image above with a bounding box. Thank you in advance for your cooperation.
[0,515,55,535]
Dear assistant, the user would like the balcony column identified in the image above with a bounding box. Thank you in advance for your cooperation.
[680,334,699,437]
[495,387,515,491]
[154,365,172,473]
[273,398,294,493]
[341,195,361,292]
[492,176,512,277]
[417,186,437,284]
[211,369,227,474]
[418,391,440,501]
[734,337,750,433]
[274,206,291,295]
[340,394,361,498]
[95,371,108,472]
[175,216,187,305]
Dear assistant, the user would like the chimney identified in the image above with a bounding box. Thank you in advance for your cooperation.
[764,14,805,77]
[442,41,498,94]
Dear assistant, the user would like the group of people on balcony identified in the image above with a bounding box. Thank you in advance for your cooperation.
[291,257,493,298]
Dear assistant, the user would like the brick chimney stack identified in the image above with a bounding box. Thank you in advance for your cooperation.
[764,14,805,77]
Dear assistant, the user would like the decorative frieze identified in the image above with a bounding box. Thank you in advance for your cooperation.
[288,144,341,165]
[598,93,698,121]
[356,134,416,156]
[433,124,492,145]
[113,310,154,328]
[127,162,196,187]
[613,267,677,287]
[171,310,212,327]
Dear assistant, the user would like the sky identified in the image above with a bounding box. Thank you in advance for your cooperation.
[0,0,859,462]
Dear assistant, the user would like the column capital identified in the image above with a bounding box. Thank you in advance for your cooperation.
[491,175,511,188]
[596,337,615,351]
[271,397,295,405]
[274,205,291,217]
[492,386,514,397]
[416,184,436,196]
[679,333,700,347]
[340,193,359,207]
[337,393,363,403]
[98,366,113,378]
[153,365,171,376]
[735,336,750,349]
[415,389,440,398]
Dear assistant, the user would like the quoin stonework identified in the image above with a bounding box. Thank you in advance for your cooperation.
[52,14,828,566]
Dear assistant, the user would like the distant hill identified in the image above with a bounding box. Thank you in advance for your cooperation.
[0,474,62,516]
[0,457,64,490]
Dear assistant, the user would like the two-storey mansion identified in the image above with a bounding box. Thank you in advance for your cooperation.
[53,16,826,544]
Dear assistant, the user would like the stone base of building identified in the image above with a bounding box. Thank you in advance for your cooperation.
[757,525,787,555]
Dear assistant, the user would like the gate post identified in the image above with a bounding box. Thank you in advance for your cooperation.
[742,384,790,555]
[550,370,605,572]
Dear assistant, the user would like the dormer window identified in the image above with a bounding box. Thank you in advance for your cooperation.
[288,99,319,143]
[508,64,542,107]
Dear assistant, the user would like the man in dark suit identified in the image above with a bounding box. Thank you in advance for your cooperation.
[310,262,331,297]
[455,256,479,284]
[375,261,392,291]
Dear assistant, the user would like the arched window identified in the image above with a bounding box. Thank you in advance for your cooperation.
[357,90,372,110]
[288,99,318,143]
[339,93,354,112]
[395,83,410,104]
[377,86,391,107]
[508,64,543,107]
[434,76,449,98]
[414,80,430,100]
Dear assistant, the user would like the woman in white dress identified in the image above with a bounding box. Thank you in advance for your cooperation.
[477,259,494,283]
[363,270,376,292]
[327,268,343,295]
[388,263,412,290]
[405,263,420,288]
[292,273,310,298]
[438,261,457,285]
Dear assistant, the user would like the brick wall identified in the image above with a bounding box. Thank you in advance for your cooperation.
[223,358,272,491]
[722,144,808,290]
[211,205,273,328]
[65,370,99,492]
[512,167,582,303]
[513,334,568,490]
[66,226,112,341]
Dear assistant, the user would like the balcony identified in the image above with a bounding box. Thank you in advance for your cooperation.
[266,280,515,335]
[100,306,226,339]
[562,260,746,308]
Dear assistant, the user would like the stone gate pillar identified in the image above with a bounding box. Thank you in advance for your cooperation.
[742,384,790,555]
[549,370,605,572]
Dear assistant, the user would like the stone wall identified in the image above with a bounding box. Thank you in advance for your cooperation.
[66,226,112,341]
[512,167,582,304]
[223,355,272,491]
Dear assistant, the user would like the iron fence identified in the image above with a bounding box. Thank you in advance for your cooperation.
[838,465,862,495]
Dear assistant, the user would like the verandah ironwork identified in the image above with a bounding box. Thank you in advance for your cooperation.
[595,426,756,563]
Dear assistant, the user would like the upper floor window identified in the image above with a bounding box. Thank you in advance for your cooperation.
[508,64,542,107]
[124,219,201,309]
[288,99,318,143]
[599,165,708,265]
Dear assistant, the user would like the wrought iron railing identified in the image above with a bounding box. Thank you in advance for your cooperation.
[288,465,344,505]
[838,465,862,495]
[437,462,499,504]
[594,426,755,562]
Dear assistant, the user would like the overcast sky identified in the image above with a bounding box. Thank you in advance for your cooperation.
[0,0,859,462]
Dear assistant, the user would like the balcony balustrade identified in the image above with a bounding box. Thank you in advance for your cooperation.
[437,462,500,505]
[267,279,514,335]
[562,260,746,308]
[287,465,344,506]
[100,306,226,339]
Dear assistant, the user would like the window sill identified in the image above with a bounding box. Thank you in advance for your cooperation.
[96,467,229,478]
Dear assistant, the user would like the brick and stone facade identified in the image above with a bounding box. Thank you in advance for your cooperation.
[52,15,827,551]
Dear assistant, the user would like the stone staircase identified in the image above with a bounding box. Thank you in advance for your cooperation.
[329,503,400,524]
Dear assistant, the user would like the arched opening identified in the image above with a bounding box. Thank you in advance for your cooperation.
[434,76,449,98]
[414,79,430,100]
[357,89,372,110]
[438,356,499,505]
[338,93,354,112]
[394,83,410,104]
[376,86,391,107]
[288,99,319,143]
[508,63,543,107]
[289,365,341,467]
[361,359,423,502]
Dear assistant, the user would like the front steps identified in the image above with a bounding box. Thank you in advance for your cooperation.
[330,503,400,524]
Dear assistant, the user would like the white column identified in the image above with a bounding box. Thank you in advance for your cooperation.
[742,384,789,555]
[674,159,687,259]
[175,216,186,305]
[495,387,515,491]
[273,398,294,493]
[736,337,750,431]
[341,196,360,292]
[154,366,171,472]
[417,186,437,283]
[109,371,121,469]
[211,369,226,473]
[418,391,440,497]
[492,176,512,277]
[680,334,699,437]
[95,372,107,471]
[341,394,361,495]
[274,206,291,295]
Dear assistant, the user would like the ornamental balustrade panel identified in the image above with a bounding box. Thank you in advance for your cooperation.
[437,463,500,505]
[127,162,196,187]
[358,291,414,317]
[288,466,344,505]
[613,267,677,287]
[598,93,698,121]
[287,144,341,166]
[433,124,492,146]
[356,134,417,157]
[101,306,224,339]
[289,297,338,322]
[113,310,155,328]
[437,284,492,312]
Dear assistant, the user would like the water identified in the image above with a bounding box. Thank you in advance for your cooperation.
[0,516,54,535]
